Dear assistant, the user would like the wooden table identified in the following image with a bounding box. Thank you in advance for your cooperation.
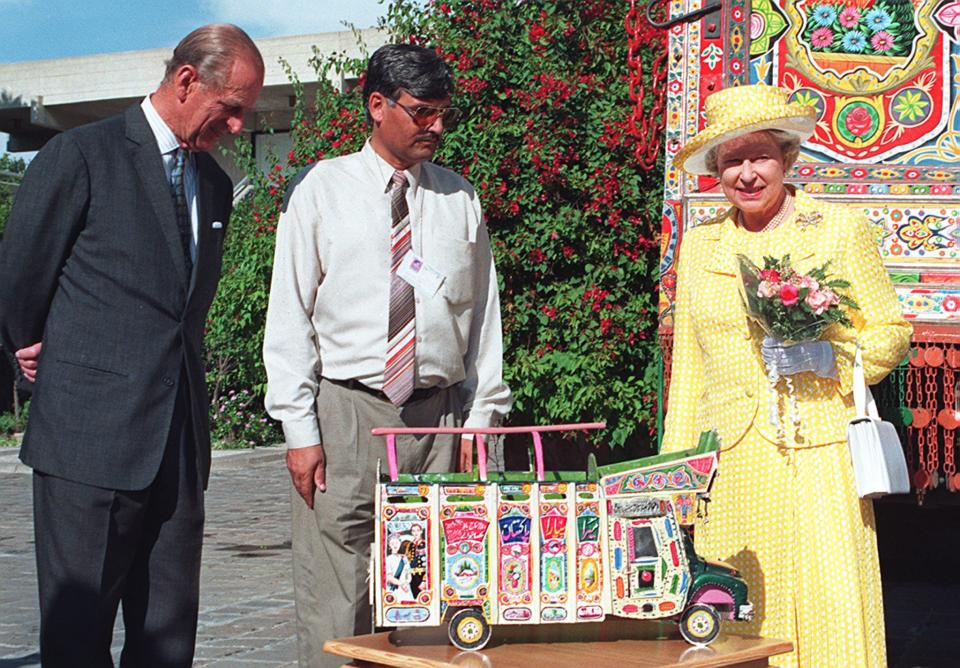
[324,620,793,668]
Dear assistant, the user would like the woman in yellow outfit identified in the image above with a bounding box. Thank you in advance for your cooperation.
[662,84,911,667]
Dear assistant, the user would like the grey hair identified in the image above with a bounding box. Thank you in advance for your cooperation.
[704,129,802,177]
[163,24,264,88]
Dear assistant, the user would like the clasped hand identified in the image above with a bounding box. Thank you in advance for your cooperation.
[760,336,837,379]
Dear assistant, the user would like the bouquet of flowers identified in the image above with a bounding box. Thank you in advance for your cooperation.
[737,254,858,433]
[737,254,857,344]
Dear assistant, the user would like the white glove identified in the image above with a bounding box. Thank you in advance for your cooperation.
[761,337,838,379]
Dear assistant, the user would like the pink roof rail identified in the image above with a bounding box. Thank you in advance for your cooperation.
[371,422,606,482]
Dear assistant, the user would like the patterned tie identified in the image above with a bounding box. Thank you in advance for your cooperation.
[383,170,415,406]
[170,148,194,275]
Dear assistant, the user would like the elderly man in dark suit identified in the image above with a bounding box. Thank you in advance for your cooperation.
[0,24,263,667]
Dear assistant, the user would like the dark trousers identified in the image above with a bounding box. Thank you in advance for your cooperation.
[33,378,205,667]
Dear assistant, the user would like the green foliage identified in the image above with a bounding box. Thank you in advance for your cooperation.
[1,154,27,442]
[0,400,29,435]
[0,154,26,240]
[203,175,283,447]
[209,0,665,449]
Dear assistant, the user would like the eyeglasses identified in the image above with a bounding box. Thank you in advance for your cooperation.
[385,94,462,129]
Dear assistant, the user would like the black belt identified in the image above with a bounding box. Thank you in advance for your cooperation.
[324,377,442,405]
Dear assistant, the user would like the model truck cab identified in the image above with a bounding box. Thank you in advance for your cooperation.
[606,495,751,643]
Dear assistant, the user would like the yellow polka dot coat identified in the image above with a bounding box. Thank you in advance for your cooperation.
[662,189,911,667]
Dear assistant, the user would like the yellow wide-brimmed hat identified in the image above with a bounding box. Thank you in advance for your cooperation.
[673,84,817,176]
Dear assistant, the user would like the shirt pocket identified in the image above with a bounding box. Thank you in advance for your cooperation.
[429,235,476,306]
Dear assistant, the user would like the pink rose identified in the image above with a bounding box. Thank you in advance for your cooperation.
[780,283,800,306]
[797,275,819,291]
[805,289,833,314]
[758,280,778,299]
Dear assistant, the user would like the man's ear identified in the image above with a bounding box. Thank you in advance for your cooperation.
[173,64,201,103]
[368,92,387,126]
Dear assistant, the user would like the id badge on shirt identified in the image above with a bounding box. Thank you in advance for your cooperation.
[396,249,445,296]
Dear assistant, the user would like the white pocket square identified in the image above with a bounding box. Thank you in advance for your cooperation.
[211,221,223,230]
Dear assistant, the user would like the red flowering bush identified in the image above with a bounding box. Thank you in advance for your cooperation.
[207,0,666,449]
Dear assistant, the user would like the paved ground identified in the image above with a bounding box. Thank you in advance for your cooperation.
[0,447,296,667]
[0,446,956,667]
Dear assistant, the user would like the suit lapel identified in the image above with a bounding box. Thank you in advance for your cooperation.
[700,197,821,277]
[702,214,737,277]
[125,106,189,287]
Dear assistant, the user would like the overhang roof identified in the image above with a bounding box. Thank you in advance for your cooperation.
[0,28,386,152]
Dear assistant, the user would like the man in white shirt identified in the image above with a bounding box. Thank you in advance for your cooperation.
[263,43,511,666]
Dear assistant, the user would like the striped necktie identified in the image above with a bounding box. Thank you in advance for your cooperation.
[170,148,194,275]
[383,170,415,406]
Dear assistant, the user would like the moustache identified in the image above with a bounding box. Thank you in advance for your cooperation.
[416,132,441,143]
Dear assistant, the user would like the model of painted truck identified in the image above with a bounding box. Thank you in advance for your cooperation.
[370,423,753,650]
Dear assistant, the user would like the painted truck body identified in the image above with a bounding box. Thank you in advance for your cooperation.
[371,427,753,649]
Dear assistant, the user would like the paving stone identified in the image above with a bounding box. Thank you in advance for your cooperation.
[0,448,295,666]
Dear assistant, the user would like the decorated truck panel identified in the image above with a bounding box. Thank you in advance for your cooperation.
[371,425,752,650]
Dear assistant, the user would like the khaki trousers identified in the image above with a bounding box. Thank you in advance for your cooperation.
[291,379,461,668]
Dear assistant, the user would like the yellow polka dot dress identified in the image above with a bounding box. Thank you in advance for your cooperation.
[661,189,911,667]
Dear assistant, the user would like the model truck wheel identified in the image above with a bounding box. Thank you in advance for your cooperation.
[679,603,721,645]
[447,608,491,651]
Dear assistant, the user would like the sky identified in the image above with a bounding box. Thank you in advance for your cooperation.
[0,0,389,153]
[0,0,388,62]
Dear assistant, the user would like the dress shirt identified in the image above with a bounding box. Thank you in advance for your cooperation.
[140,96,198,261]
[263,141,512,448]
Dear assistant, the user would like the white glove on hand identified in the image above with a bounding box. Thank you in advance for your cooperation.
[761,336,838,379]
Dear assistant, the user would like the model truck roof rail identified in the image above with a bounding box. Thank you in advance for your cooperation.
[373,423,720,489]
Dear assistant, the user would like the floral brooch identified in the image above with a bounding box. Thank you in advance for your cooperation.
[796,211,823,231]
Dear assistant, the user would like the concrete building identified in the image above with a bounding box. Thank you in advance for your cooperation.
[0,28,388,182]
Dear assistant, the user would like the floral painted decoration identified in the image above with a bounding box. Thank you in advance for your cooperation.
[802,0,917,57]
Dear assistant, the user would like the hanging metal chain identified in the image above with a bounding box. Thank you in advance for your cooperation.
[906,361,918,468]
[925,363,940,487]
[894,363,915,493]
[943,351,956,489]
[906,361,927,501]
[626,0,668,171]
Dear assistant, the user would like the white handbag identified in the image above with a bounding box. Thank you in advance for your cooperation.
[846,346,910,498]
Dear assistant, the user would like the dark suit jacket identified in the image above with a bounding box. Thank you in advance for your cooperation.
[0,104,232,490]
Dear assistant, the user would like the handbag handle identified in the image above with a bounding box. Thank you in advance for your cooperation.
[853,345,880,420]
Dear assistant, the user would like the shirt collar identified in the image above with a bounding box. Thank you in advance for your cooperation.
[140,96,180,156]
[362,140,422,193]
